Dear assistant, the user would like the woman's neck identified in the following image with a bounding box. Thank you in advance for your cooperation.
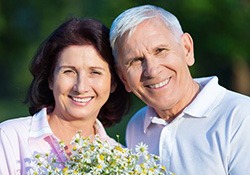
[47,114,96,144]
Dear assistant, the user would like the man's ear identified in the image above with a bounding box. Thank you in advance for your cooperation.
[115,65,132,92]
[181,33,195,66]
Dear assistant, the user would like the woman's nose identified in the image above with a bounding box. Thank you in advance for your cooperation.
[73,75,90,93]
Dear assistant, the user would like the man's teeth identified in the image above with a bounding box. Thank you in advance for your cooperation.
[72,97,92,103]
[149,79,168,89]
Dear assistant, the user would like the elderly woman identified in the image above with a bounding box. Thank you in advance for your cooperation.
[0,17,130,174]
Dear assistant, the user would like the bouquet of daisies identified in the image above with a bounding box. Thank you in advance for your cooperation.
[31,131,173,175]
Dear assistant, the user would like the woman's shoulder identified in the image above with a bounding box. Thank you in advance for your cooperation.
[0,116,32,134]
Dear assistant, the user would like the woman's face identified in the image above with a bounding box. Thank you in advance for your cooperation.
[50,45,114,121]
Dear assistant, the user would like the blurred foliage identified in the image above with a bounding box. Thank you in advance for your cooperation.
[0,0,249,145]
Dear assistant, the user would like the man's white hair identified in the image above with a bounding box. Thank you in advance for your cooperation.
[110,4,184,61]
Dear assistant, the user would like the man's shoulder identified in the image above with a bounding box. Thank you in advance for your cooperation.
[127,106,148,128]
[222,90,250,117]
[130,106,148,121]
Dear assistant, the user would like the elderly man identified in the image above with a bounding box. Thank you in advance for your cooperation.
[110,4,250,175]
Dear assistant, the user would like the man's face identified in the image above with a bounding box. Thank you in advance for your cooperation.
[116,19,195,116]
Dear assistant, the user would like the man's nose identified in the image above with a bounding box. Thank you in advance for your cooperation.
[143,58,159,78]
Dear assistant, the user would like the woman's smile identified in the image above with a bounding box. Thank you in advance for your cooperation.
[70,96,93,104]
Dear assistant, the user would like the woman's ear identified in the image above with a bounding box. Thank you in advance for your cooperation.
[110,80,117,93]
[48,78,53,90]
[115,65,132,92]
[181,33,195,66]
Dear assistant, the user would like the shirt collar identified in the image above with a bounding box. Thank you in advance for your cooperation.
[95,119,117,146]
[184,76,225,117]
[144,106,167,133]
[29,108,53,140]
[28,108,116,145]
[95,119,110,138]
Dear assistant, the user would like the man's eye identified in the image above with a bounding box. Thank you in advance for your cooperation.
[130,58,144,66]
[155,48,165,54]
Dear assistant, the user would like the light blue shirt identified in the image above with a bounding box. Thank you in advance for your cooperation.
[126,76,250,175]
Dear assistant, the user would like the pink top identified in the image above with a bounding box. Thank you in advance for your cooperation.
[0,108,117,175]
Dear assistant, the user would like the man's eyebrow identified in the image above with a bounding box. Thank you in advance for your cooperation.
[122,56,145,68]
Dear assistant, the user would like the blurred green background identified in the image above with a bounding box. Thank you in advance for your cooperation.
[0,0,249,145]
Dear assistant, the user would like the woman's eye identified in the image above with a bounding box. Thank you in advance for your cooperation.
[63,69,75,74]
[91,71,101,75]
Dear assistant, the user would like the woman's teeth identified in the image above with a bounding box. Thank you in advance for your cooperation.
[72,97,92,103]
